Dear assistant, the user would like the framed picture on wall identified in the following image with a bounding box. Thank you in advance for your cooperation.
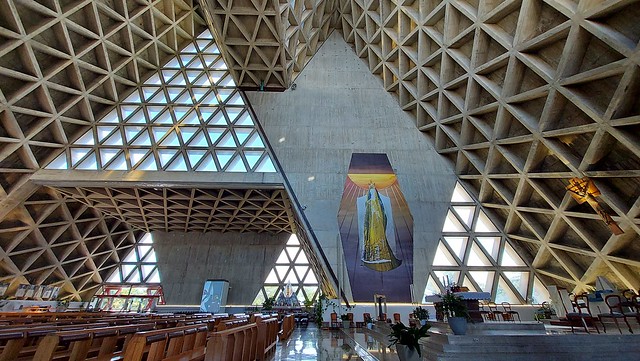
[42,286,53,300]
[33,285,44,300]
[15,284,29,299]
[24,285,37,299]
[0,283,8,297]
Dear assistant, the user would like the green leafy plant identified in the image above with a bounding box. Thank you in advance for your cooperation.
[440,292,469,319]
[313,294,327,326]
[340,313,350,321]
[303,297,314,310]
[388,322,431,357]
[262,296,275,310]
[414,306,429,320]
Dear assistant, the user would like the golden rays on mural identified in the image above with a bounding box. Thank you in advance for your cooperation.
[348,173,397,189]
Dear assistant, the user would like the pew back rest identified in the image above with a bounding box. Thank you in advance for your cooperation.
[122,323,208,361]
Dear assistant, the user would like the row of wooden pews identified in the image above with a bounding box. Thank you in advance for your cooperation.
[0,311,294,361]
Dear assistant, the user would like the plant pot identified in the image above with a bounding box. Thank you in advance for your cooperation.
[448,316,468,335]
[366,322,373,329]
[420,319,428,326]
[395,344,421,361]
[342,320,350,329]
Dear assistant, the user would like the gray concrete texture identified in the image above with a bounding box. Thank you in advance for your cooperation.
[247,32,458,302]
[153,231,289,304]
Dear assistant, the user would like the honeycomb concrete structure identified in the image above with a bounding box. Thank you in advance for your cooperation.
[0,0,638,306]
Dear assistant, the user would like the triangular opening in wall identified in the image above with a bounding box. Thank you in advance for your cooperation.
[495,276,520,303]
[433,241,459,266]
[434,270,460,288]
[469,270,495,293]
[423,275,442,297]
[467,242,493,266]
[443,236,468,261]
[461,275,478,292]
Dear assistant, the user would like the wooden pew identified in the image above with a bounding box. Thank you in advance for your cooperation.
[215,318,249,332]
[204,323,258,361]
[0,322,113,361]
[30,323,157,361]
[279,314,295,341]
[121,324,208,361]
[254,315,278,361]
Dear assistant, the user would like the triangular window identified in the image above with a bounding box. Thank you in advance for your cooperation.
[45,30,275,174]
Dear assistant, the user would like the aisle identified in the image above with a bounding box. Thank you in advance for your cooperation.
[271,325,364,360]
[271,325,402,361]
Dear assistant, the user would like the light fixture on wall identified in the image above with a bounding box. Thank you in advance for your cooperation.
[566,177,624,235]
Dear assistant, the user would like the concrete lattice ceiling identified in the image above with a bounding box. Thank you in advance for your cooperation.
[0,0,207,299]
[0,0,334,301]
[200,0,338,89]
[338,0,640,293]
[52,186,295,233]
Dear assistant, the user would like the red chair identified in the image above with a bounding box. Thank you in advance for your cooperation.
[566,294,600,334]
[487,302,502,321]
[393,313,401,324]
[597,294,634,334]
[330,312,339,329]
[501,302,520,322]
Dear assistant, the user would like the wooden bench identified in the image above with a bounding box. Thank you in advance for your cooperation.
[29,323,156,361]
[254,315,278,361]
[215,318,249,332]
[279,314,295,341]
[121,323,209,361]
[204,323,258,361]
[9,323,154,361]
[0,322,115,361]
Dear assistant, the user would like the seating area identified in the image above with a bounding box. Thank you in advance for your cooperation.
[474,301,519,323]
[549,290,640,334]
[0,311,293,361]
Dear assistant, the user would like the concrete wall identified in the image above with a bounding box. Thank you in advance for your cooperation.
[153,231,289,305]
[246,32,457,302]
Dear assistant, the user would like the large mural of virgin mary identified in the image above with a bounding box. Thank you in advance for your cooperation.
[337,153,414,302]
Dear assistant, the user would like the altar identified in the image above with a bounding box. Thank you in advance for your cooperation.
[425,292,491,323]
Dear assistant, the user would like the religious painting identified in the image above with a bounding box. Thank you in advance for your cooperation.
[337,153,414,302]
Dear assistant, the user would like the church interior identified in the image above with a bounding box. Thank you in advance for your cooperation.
[0,0,639,360]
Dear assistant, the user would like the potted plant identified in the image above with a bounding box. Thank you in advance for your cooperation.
[441,292,469,335]
[414,306,429,326]
[340,313,350,328]
[262,296,275,311]
[388,322,430,361]
[313,294,327,326]
[364,313,373,329]
[303,297,314,311]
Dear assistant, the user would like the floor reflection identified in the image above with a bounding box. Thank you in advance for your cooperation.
[272,325,400,361]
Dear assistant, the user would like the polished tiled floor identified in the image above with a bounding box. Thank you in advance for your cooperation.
[272,325,400,361]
